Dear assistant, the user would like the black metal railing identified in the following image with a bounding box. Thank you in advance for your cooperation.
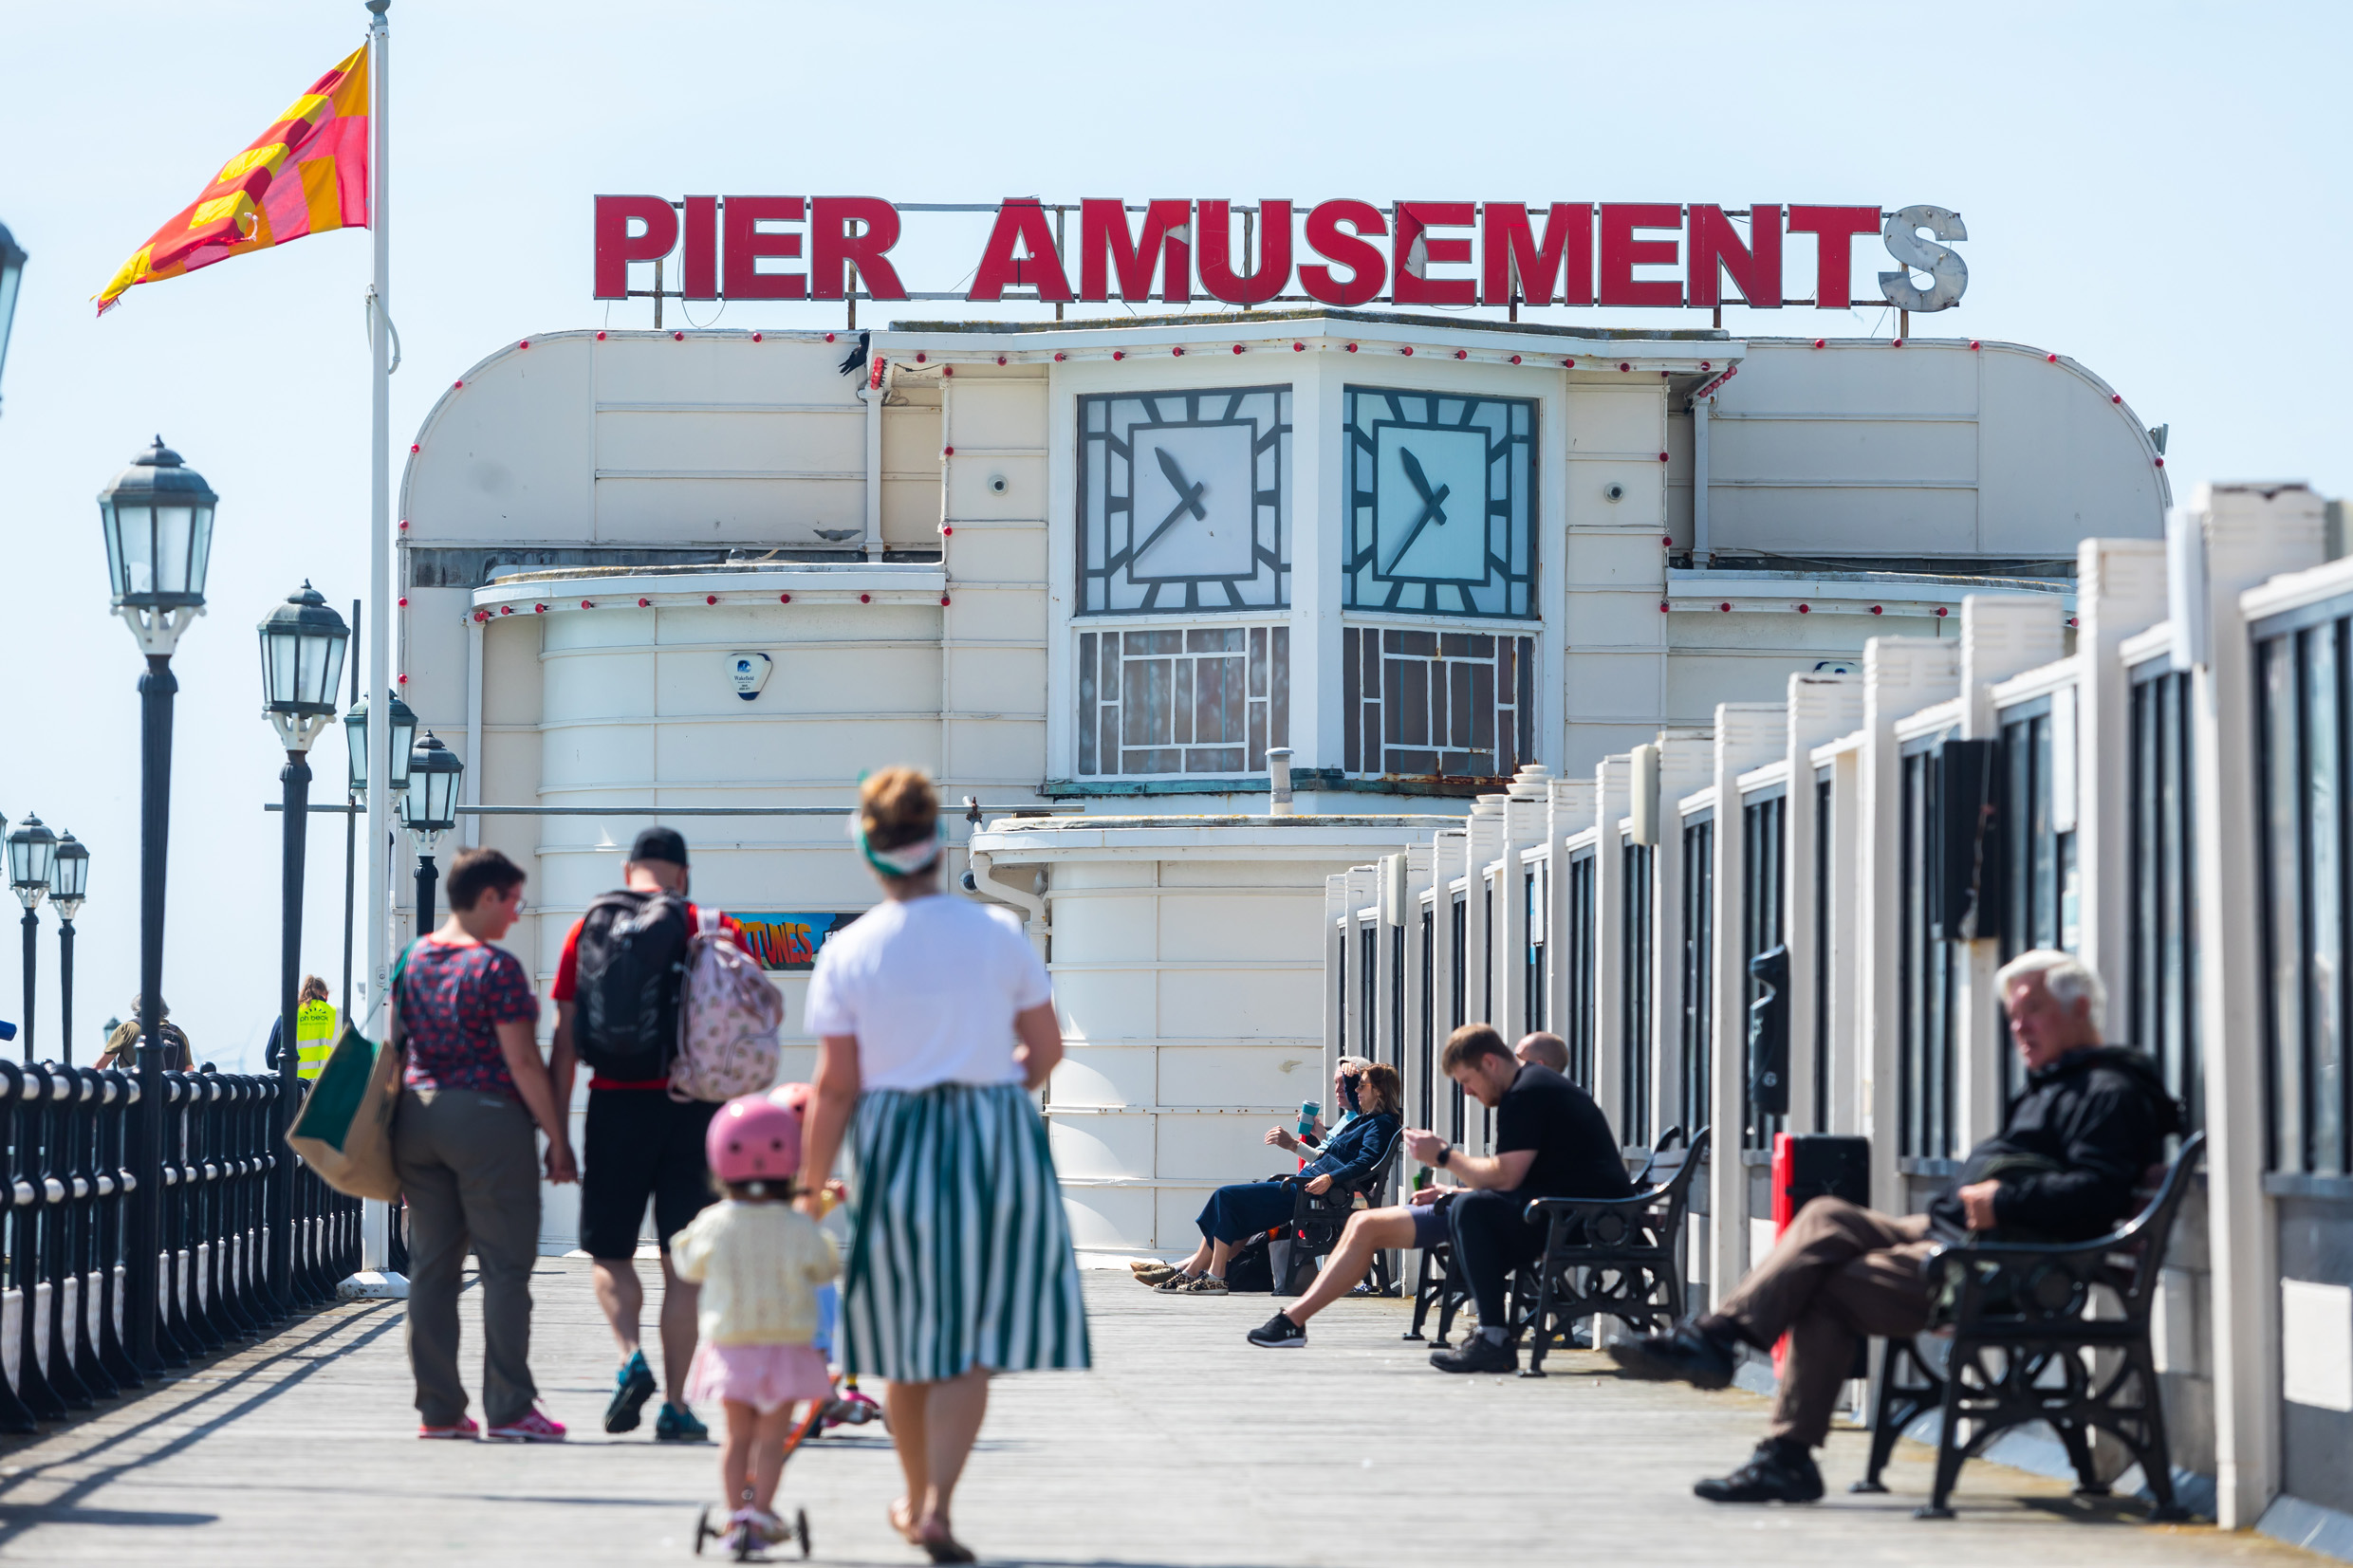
[0,1063,361,1430]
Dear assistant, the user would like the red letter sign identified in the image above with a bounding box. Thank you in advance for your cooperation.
[724,195,806,300]
[1787,205,1881,309]
[593,195,677,300]
[1687,204,1782,309]
[1078,198,1192,303]
[1197,200,1291,304]
[1599,204,1683,307]
[1300,199,1388,307]
[1482,202,1591,306]
[681,195,718,300]
[969,199,1074,303]
[811,197,908,301]
[1393,201,1475,306]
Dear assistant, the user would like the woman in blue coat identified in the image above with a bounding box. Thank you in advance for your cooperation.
[1149,1062,1401,1295]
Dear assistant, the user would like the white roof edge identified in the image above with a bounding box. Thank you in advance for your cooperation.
[469,566,947,609]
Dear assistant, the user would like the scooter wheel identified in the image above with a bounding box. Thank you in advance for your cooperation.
[693,1504,714,1556]
[796,1509,811,1559]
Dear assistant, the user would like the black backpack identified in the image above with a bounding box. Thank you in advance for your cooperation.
[574,889,692,1079]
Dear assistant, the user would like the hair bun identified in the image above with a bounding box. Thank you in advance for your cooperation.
[860,766,939,852]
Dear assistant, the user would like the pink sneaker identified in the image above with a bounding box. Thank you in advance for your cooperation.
[418,1415,479,1440]
[486,1406,567,1443]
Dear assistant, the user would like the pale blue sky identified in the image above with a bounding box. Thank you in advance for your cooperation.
[0,0,2343,1064]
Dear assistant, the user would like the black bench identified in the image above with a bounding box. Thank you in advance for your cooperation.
[1402,1125,1705,1365]
[1854,1129,2205,1521]
[1232,1130,1405,1298]
[1518,1126,1709,1375]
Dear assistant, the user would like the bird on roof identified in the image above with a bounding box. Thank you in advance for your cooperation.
[838,330,870,378]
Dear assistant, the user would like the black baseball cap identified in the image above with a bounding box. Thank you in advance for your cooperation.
[630,826,690,867]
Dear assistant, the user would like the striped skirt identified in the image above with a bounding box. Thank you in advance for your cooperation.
[841,1081,1091,1383]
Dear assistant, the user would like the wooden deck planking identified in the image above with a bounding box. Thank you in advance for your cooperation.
[0,1261,2322,1565]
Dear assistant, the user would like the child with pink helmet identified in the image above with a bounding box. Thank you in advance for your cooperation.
[671,1093,839,1555]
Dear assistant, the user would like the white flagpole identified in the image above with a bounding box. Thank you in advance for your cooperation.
[348,0,404,1297]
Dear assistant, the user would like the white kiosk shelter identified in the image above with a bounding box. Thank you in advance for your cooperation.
[392,307,2164,1257]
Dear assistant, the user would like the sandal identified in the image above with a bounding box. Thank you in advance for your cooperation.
[888,1499,922,1544]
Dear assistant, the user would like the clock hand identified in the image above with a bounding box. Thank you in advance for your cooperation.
[1384,501,1444,576]
[1398,447,1448,523]
[1155,448,1209,521]
[1134,489,1206,563]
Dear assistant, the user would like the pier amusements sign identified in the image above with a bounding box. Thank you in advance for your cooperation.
[591,197,1970,313]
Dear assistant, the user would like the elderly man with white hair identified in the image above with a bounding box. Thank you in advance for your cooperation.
[1609,949,2183,1505]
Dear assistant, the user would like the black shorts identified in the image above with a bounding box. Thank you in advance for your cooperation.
[579,1090,720,1260]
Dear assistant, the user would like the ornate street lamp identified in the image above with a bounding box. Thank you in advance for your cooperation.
[0,222,24,417]
[99,434,215,1374]
[9,814,55,1062]
[49,834,86,1067]
[259,583,348,1318]
[400,731,463,932]
[342,691,416,796]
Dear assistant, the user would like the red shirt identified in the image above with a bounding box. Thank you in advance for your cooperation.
[554,902,749,1091]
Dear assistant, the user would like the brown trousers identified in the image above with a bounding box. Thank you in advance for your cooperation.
[1709,1197,1935,1448]
[392,1087,544,1429]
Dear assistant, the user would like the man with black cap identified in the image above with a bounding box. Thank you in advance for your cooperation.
[550,826,750,1443]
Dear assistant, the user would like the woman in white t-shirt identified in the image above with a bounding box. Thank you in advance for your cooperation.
[796,766,1088,1564]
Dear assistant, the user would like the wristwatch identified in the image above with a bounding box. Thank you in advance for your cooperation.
[1434,1142,1453,1170]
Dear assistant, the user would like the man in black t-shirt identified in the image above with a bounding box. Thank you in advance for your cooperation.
[1408,1024,1632,1374]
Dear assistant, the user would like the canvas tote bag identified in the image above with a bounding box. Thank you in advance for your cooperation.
[286,948,409,1201]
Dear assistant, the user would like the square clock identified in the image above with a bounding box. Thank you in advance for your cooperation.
[1343,387,1537,618]
[1078,386,1291,613]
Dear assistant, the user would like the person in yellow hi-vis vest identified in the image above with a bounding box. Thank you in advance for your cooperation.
[266,975,337,1080]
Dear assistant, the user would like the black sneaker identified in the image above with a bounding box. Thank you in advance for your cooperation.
[1694,1440,1825,1503]
[1246,1312,1306,1349]
[1606,1320,1738,1391]
[1429,1335,1517,1374]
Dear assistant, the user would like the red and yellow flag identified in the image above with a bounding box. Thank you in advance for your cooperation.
[95,45,369,315]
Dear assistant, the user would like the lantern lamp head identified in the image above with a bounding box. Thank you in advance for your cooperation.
[258,581,351,751]
[98,436,216,655]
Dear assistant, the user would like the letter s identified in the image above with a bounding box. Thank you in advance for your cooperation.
[1879,204,1967,311]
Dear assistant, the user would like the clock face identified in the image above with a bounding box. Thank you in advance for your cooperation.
[1343,387,1537,618]
[1078,387,1290,613]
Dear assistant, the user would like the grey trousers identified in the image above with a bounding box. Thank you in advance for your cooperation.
[392,1087,543,1428]
[1709,1197,1935,1448]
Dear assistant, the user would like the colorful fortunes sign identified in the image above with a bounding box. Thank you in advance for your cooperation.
[733,911,862,972]
[592,198,1968,313]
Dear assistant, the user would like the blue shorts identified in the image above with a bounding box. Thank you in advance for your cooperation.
[1410,1201,1451,1249]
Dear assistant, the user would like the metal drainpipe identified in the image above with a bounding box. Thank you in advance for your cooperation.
[968,846,1047,941]
[1690,391,1711,563]
[861,380,884,561]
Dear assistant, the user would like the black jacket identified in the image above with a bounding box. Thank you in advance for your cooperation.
[1928,1045,2183,1244]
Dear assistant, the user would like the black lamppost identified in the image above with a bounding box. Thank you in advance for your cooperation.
[9,815,55,1062]
[343,692,414,1015]
[259,583,348,1314]
[50,835,86,1065]
[99,435,216,1373]
[0,221,25,417]
[401,731,462,933]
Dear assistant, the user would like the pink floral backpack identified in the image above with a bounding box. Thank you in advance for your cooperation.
[669,908,784,1102]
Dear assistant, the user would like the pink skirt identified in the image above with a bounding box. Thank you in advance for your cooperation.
[685,1341,835,1414]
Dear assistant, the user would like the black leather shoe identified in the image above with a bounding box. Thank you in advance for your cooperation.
[1606,1320,1737,1390]
[1429,1336,1517,1374]
[1694,1441,1825,1503]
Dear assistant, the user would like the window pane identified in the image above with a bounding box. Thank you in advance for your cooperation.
[2310,625,2344,1174]
[2266,636,2305,1171]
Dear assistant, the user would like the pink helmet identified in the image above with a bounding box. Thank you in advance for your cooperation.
[769,1081,814,1122]
[707,1094,802,1187]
